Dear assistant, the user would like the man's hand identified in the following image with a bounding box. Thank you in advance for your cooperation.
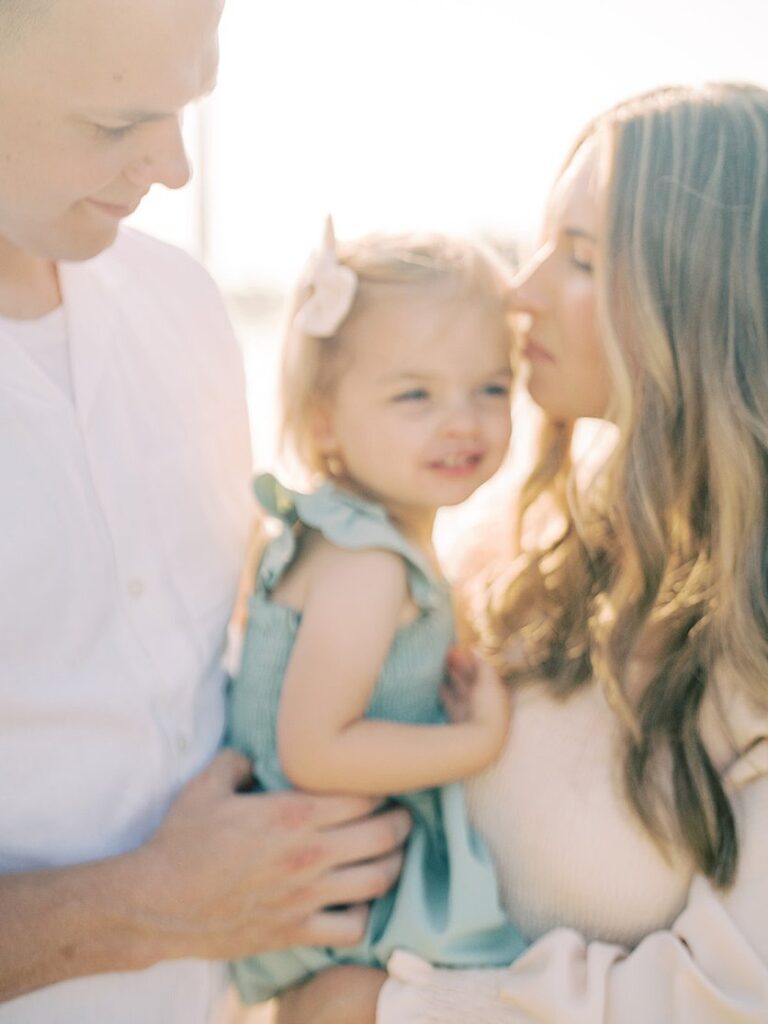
[128,749,411,963]
[0,749,410,1002]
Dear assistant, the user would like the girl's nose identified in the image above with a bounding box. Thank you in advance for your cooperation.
[443,398,480,437]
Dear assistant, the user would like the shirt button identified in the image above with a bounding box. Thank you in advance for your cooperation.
[176,733,189,754]
[127,578,145,599]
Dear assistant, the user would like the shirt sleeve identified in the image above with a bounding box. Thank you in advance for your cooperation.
[377,761,768,1024]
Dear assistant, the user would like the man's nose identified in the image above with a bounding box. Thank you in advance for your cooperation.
[125,117,192,191]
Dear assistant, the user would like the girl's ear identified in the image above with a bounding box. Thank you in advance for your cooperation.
[309,398,338,455]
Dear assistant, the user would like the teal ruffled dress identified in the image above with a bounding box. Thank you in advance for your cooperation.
[227,474,526,1004]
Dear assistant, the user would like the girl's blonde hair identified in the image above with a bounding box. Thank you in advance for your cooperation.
[278,231,514,482]
[477,82,768,887]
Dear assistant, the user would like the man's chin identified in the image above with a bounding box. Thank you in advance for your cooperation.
[52,222,121,262]
[0,200,130,265]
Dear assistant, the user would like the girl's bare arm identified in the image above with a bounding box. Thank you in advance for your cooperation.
[278,544,509,795]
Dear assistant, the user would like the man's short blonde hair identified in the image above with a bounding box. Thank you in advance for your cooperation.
[0,0,55,47]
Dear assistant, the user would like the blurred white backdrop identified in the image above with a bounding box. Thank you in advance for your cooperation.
[130,0,768,290]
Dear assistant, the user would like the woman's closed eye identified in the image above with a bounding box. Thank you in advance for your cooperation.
[569,237,595,273]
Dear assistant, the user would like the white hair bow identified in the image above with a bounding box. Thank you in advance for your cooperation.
[293,216,358,338]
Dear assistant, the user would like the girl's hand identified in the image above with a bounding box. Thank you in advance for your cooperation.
[441,648,511,765]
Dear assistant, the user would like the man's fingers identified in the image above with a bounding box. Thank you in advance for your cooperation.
[297,904,370,948]
[197,758,391,834]
[323,806,411,869]
[305,793,384,830]
[317,850,403,907]
[195,748,254,795]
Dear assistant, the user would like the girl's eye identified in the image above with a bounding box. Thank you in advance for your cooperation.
[392,388,429,403]
[481,383,510,398]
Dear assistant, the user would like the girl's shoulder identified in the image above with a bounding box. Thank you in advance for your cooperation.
[253,473,445,611]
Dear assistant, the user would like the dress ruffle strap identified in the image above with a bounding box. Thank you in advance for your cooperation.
[252,472,442,610]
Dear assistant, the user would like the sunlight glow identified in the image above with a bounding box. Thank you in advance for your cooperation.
[130,0,768,290]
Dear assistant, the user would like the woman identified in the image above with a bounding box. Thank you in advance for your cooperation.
[277,82,768,1023]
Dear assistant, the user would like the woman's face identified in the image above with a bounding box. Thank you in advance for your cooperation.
[509,139,612,422]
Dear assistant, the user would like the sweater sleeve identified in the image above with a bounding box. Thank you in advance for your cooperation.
[377,749,768,1024]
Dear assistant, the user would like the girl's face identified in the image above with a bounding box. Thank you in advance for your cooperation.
[313,287,513,534]
[509,139,612,422]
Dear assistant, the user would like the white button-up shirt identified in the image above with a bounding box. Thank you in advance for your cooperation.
[0,229,253,1023]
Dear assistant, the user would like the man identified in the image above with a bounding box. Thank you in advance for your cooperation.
[0,1,408,1021]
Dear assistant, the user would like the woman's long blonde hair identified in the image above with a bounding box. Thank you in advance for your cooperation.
[478,83,768,886]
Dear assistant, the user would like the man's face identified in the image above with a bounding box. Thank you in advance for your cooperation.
[0,0,223,262]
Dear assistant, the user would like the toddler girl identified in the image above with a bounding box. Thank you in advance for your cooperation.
[227,218,526,1003]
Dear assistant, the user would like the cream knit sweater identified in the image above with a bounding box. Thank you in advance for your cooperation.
[379,676,768,1022]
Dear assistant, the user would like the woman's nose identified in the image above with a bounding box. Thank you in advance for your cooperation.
[504,243,551,315]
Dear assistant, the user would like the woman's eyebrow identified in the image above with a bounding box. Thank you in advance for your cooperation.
[564,227,597,242]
